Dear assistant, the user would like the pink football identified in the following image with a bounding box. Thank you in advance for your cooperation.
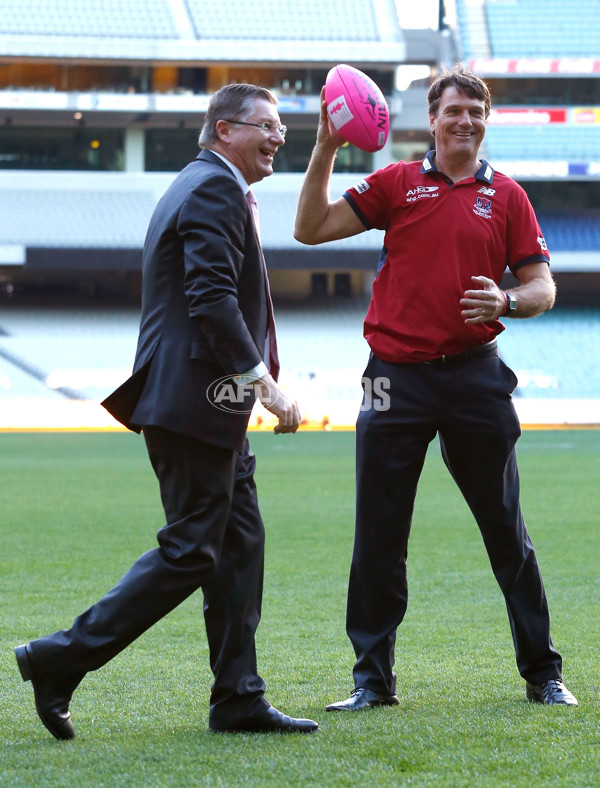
[324,64,389,153]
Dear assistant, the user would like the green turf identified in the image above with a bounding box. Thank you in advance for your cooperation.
[1,430,598,787]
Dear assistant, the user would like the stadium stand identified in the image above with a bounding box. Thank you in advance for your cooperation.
[0,0,406,61]
[484,124,600,162]
[485,0,600,58]
[498,308,600,400]
[456,0,600,58]
[0,0,178,39]
[0,0,598,426]
[0,185,157,248]
[538,212,600,253]
[2,300,599,427]
[0,172,384,255]
[185,0,380,41]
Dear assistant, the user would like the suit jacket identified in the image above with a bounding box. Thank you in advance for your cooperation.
[102,150,269,453]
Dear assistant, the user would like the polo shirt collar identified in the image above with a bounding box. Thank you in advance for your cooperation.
[421,150,495,183]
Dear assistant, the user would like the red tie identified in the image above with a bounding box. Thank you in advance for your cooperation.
[246,189,280,382]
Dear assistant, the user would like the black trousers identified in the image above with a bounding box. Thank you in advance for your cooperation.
[28,426,268,727]
[348,348,562,695]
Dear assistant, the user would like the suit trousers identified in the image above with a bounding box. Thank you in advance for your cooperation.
[28,426,268,727]
[348,349,562,696]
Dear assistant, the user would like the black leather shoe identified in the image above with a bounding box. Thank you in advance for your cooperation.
[15,643,82,740]
[209,704,318,733]
[526,678,578,706]
[325,687,399,711]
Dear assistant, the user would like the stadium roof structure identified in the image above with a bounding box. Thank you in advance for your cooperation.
[0,0,417,65]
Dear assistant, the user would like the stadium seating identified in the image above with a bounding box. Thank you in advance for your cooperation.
[1,177,597,259]
[0,0,178,38]
[276,303,600,403]
[1,302,598,408]
[184,0,380,41]
[0,172,385,253]
[456,0,600,58]
[498,308,600,399]
[0,187,157,248]
[538,212,600,252]
[0,304,139,403]
[485,0,600,57]
[484,124,600,162]
[252,179,384,251]
[0,0,388,43]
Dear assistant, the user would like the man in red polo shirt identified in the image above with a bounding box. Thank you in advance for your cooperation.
[295,64,577,709]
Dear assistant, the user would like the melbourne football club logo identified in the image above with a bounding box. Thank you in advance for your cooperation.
[473,195,493,219]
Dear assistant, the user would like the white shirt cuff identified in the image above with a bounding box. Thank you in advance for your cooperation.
[233,361,268,385]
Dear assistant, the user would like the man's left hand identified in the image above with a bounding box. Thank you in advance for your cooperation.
[255,374,301,434]
[461,275,506,324]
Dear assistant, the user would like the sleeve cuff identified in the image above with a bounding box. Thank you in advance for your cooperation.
[233,361,269,385]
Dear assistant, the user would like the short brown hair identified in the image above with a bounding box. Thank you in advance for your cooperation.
[198,83,278,148]
[427,64,491,119]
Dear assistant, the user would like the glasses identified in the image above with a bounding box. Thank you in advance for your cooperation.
[222,119,287,139]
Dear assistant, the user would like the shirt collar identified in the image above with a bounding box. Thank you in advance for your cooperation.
[210,150,251,194]
[421,150,495,183]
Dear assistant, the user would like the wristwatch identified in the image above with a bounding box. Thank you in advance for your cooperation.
[504,292,517,317]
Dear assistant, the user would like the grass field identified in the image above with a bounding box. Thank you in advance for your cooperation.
[1,430,598,787]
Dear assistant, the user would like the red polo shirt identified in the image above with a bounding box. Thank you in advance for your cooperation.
[344,152,550,363]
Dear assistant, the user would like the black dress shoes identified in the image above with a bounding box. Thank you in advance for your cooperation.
[209,704,319,733]
[15,643,82,740]
[526,678,578,706]
[325,687,399,711]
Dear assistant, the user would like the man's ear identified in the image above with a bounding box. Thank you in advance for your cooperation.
[428,113,436,137]
[215,119,230,145]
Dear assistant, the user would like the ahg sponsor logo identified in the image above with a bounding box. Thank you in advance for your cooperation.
[206,375,279,414]
[406,185,439,202]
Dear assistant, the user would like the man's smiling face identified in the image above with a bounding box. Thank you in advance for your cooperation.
[222,98,285,185]
[429,86,487,161]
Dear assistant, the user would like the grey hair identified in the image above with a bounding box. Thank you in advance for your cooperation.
[198,83,278,148]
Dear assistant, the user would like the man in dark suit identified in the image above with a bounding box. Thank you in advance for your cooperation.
[15,83,318,738]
